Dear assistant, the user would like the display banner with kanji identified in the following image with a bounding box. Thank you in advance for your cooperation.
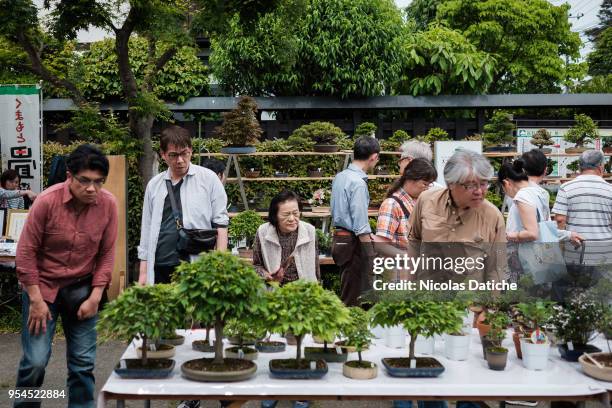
[0,85,43,192]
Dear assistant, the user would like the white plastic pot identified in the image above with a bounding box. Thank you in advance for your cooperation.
[385,325,406,348]
[444,333,471,361]
[521,338,550,370]
[414,336,435,355]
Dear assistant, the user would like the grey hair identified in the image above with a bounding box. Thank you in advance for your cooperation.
[399,140,433,161]
[579,150,605,170]
[444,149,493,185]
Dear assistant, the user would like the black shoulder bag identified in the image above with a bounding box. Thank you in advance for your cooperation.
[391,195,411,219]
[165,180,217,254]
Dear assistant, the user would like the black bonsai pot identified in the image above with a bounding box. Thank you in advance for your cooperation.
[558,344,601,362]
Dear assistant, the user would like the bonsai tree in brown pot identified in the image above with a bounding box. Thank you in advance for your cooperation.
[340,307,377,379]
[291,121,345,153]
[530,128,555,153]
[564,114,598,154]
[483,311,510,370]
[217,96,263,154]
[175,251,265,382]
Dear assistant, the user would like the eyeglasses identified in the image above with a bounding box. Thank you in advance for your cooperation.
[166,150,192,160]
[73,175,105,188]
[397,156,411,165]
[279,211,300,220]
[459,181,489,191]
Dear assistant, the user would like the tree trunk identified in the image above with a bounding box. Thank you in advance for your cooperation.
[296,335,303,363]
[135,115,156,184]
[323,340,328,352]
[205,326,210,343]
[142,335,148,366]
[409,331,417,361]
[214,319,224,365]
[358,350,362,363]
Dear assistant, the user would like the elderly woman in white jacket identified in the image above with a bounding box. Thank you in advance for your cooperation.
[252,190,319,285]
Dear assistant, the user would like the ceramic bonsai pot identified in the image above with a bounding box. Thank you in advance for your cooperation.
[558,344,601,362]
[304,346,349,363]
[136,344,175,359]
[308,170,324,178]
[477,321,491,338]
[343,361,378,379]
[114,358,175,379]
[157,334,185,347]
[237,248,253,259]
[255,341,286,353]
[224,346,258,361]
[228,336,258,346]
[444,333,470,361]
[192,340,216,352]
[480,336,497,359]
[244,170,260,178]
[486,347,508,371]
[221,146,256,154]
[313,144,339,153]
[181,358,257,382]
[381,357,445,378]
[269,359,328,379]
[521,339,549,370]
[578,352,612,381]
[565,147,587,154]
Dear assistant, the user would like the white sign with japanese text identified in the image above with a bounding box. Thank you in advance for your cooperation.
[0,85,43,192]
[434,141,483,187]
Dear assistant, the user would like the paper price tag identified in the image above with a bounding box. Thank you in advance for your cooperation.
[149,344,157,352]
[567,341,574,351]
[335,346,342,355]
[238,349,245,359]
[409,359,417,369]
[310,361,316,370]
[119,360,127,369]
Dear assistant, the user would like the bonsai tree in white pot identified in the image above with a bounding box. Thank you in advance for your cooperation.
[175,251,265,381]
[265,280,350,379]
[340,307,377,379]
[516,300,556,370]
[371,298,463,377]
[98,284,183,378]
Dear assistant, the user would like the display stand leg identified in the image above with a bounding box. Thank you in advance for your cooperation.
[233,155,249,211]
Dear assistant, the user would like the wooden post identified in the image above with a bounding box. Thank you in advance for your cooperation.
[104,155,127,300]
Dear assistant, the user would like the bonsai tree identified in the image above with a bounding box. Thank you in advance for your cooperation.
[291,121,345,146]
[341,307,375,364]
[174,251,265,365]
[354,122,377,138]
[486,311,511,348]
[315,229,331,256]
[530,128,555,149]
[516,301,556,338]
[550,291,606,348]
[422,127,450,146]
[566,160,580,175]
[482,111,515,147]
[564,114,598,149]
[265,280,350,366]
[216,96,263,147]
[228,210,265,250]
[225,318,266,347]
[371,299,463,361]
[98,284,183,366]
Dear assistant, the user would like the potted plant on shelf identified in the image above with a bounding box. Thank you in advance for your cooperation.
[291,121,345,153]
[228,210,265,258]
[253,290,287,353]
[308,188,330,213]
[192,324,216,353]
[513,300,555,360]
[98,284,182,378]
[316,229,332,257]
[340,307,377,379]
[603,137,612,154]
[224,318,265,361]
[482,111,516,152]
[241,156,263,178]
[421,127,450,148]
[515,300,555,371]
[354,122,377,139]
[265,280,350,379]
[443,300,471,361]
[175,251,264,381]
[530,128,555,153]
[308,166,324,178]
[217,96,262,154]
[566,160,580,178]
[550,291,605,362]
[371,299,463,377]
[564,114,598,154]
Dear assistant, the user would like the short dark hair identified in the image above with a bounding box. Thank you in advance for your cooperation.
[521,149,547,176]
[201,158,226,176]
[66,144,109,177]
[353,136,380,160]
[160,125,192,152]
[498,158,528,184]
[0,169,20,189]
[268,190,301,228]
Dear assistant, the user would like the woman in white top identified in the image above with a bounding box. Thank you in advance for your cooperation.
[499,159,582,282]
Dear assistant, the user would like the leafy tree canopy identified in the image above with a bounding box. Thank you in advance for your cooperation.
[436,0,582,93]
[587,27,612,77]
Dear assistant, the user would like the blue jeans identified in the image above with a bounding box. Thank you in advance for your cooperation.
[15,292,98,408]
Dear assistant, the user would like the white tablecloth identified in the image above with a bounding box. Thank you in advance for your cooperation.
[97,329,609,407]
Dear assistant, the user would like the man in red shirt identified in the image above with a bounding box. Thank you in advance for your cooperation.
[14,144,117,408]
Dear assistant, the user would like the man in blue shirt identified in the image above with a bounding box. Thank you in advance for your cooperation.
[331,136,380,306]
